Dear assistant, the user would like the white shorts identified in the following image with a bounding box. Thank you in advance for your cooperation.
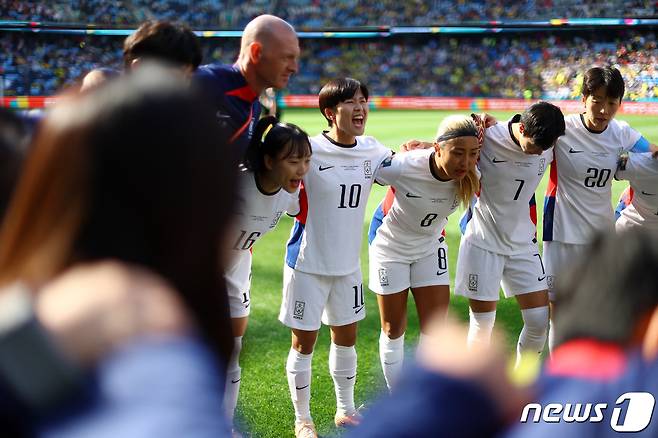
[543,240,589,301]
[278,266,366,331]
[225,251,252,318]
[368,239,450,295]
[455,239,547,301]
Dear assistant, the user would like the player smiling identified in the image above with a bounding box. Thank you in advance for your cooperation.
[279,78,393,438]
[224,116,311,430]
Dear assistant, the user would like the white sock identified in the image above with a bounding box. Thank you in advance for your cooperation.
[467,309,496,348]
[286,348,313,423]
[548,317,556,354]
[517,306,549,368]
[329,343,357,417]
[224,336,242,423]
[379,330,404,391]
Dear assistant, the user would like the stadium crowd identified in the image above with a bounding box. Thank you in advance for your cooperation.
[1,0,657,28]
[2,30,658,100]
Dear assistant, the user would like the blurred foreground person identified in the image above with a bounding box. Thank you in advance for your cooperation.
[0,108,29,222]
[0,65,238,437]
[351,229,658,437]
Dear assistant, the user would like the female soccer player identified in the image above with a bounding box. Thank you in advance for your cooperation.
[224,116,311,426]
[279,78,393,438]
[543,66,658,348]
[456,102,565,366]
[367,114,481,390]
[615,152,658,234]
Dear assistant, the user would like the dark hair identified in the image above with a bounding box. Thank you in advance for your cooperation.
[553,229,658,347]
[243,116,311,172]
[123,20,202,71]
[0,108,28,221]
[581,66,625,102]
[520,101,566,150]
[0,67,238,366]
[318,77,369,127]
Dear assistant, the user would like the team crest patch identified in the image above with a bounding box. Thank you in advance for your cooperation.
[364,160,372,179]
[380,156,393,168]
[538,158,546,175]
[294,301,305,319]
[468,274,479,292]
[378,268,389,287]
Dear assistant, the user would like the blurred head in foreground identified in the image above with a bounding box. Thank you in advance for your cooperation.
[553,229,658,357]
[0,65,238,364]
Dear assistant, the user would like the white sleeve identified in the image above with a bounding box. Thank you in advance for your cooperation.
[620,122,645,152]
[374,153,401,186]
[285,190,301,216]
[621,152,658,180]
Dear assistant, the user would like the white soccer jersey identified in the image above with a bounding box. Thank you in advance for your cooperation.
[285,132,392,275]
[461,116,551,255]
[616,152,658,232]
[226,170,300,271]
[543,114,648,243]
[369,148,466,261]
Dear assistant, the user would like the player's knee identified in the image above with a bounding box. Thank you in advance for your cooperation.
[521,306,549,335]
[381,322,405,340]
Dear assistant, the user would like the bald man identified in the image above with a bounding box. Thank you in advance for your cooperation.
[195,14,299,153]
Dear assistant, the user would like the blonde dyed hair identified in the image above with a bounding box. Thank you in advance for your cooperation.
[435,114,481,207]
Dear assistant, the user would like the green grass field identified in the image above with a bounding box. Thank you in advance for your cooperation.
[236,109,658,437]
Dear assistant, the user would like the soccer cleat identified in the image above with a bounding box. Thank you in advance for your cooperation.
[294,421,318,438]
[334,410,363,428]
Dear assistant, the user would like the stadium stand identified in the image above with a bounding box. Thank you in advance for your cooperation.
[1,30,657,100]
[1,0,657,27]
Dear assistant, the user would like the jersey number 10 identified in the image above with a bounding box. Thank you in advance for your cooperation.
[338,184,362,208]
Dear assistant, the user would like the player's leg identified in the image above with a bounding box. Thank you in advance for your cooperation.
[225,317,248,424]
[328,322,360,427]
[279,266,329,437]
[502,251,550,366]
[376,291,408,391]
[455,239,504,347]
[369,257,411,391]
[543,241,588,352]
[324,269,366,427]
[224,256,252,425]
[410,241,451,343]
[468,298,498,346]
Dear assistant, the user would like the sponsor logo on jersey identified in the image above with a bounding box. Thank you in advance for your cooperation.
[378,268,389,286]
[405,192,422,199]
[319,165,334,171]
[547,275,555,291]
[293,300,305,320]
[492,157,507,163]
[468,274,479,292]
[539,158,546,175]
[642,191,656,196]
[364,160,372,179]
[568,147,584,154]
[520,392,655,433]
